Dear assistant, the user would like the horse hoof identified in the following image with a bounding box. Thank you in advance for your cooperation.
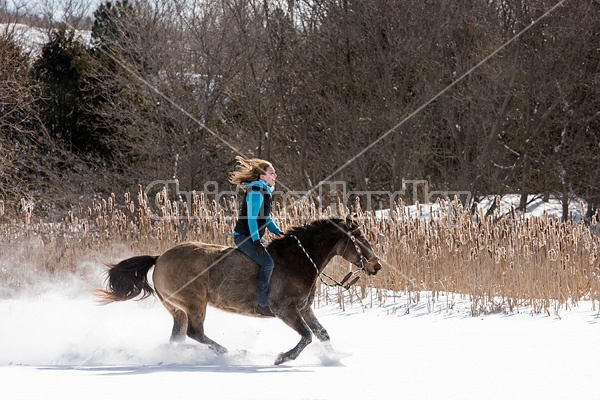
[212,345,228,354]
[274,353,287,365]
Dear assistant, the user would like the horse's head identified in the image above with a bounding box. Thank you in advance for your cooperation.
[338,215,382,276]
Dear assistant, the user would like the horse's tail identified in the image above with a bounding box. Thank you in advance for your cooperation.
[96,255,159,304]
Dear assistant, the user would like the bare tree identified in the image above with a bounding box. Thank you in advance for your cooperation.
[163,0,245,189]
[3,0,596,217]
[0,35,29,208]
[490,0,600,220]
[39,0,93,29]
[219,0,296,166]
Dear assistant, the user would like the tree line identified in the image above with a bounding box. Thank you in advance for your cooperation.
[0,0,598,220]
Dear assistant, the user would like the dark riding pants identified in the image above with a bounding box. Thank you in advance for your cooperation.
[234,234,274,307]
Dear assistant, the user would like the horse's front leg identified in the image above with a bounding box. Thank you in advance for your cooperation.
[300,306,333,352]
[273,308,312,365]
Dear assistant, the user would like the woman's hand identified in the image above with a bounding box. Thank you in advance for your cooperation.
[253,240,266,256]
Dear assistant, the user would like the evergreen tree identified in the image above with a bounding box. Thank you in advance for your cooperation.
[33,24,102,155]
[90,0,153,74]
[91,0,134,52]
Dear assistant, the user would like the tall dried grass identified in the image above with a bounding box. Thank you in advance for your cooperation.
[370,198,600,315]
[1,188,598,315]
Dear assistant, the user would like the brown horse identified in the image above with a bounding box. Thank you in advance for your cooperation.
[98,216,382,365]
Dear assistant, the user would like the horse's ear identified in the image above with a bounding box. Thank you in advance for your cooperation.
[345,213,359,230]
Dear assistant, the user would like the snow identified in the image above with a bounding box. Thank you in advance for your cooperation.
[474,193,586,220]
[0,23,91,58]
[2,287,600,400]
[377,193,588,223]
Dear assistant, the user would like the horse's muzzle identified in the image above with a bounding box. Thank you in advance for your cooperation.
[365,257,382,275]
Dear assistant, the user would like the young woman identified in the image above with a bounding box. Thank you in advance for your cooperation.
[230,156,284,317]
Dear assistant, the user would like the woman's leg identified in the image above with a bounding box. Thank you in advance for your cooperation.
[234,235,275,306]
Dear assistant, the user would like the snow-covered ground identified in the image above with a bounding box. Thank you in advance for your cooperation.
[379,193,589,223]
[2,288,599,400]
[0,23,90,57]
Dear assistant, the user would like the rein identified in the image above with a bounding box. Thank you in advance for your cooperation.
[289,231,374,290]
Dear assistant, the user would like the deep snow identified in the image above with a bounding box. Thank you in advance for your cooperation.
[1,288,599,400]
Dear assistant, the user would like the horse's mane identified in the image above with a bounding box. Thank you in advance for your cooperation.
[267,217,346,253]
[286,217,344,237]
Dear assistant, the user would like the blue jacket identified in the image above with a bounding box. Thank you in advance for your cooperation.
[233,179,283,242]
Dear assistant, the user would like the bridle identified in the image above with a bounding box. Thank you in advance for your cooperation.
[289,228,379,289]
[347,228,380,271]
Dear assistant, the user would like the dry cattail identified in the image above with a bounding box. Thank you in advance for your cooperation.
[1,191,599,314]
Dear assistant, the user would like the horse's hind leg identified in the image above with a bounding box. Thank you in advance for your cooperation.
[186,303,228,354]
[157,293,188,343]
[168,307,188,343]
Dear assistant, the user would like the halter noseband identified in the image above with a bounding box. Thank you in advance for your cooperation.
[348,228,380,270]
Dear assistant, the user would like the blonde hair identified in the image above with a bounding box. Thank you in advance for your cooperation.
[229,156,273,187]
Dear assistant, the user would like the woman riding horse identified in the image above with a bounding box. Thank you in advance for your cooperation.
[229,156,284,317]
[98,216,381,365]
